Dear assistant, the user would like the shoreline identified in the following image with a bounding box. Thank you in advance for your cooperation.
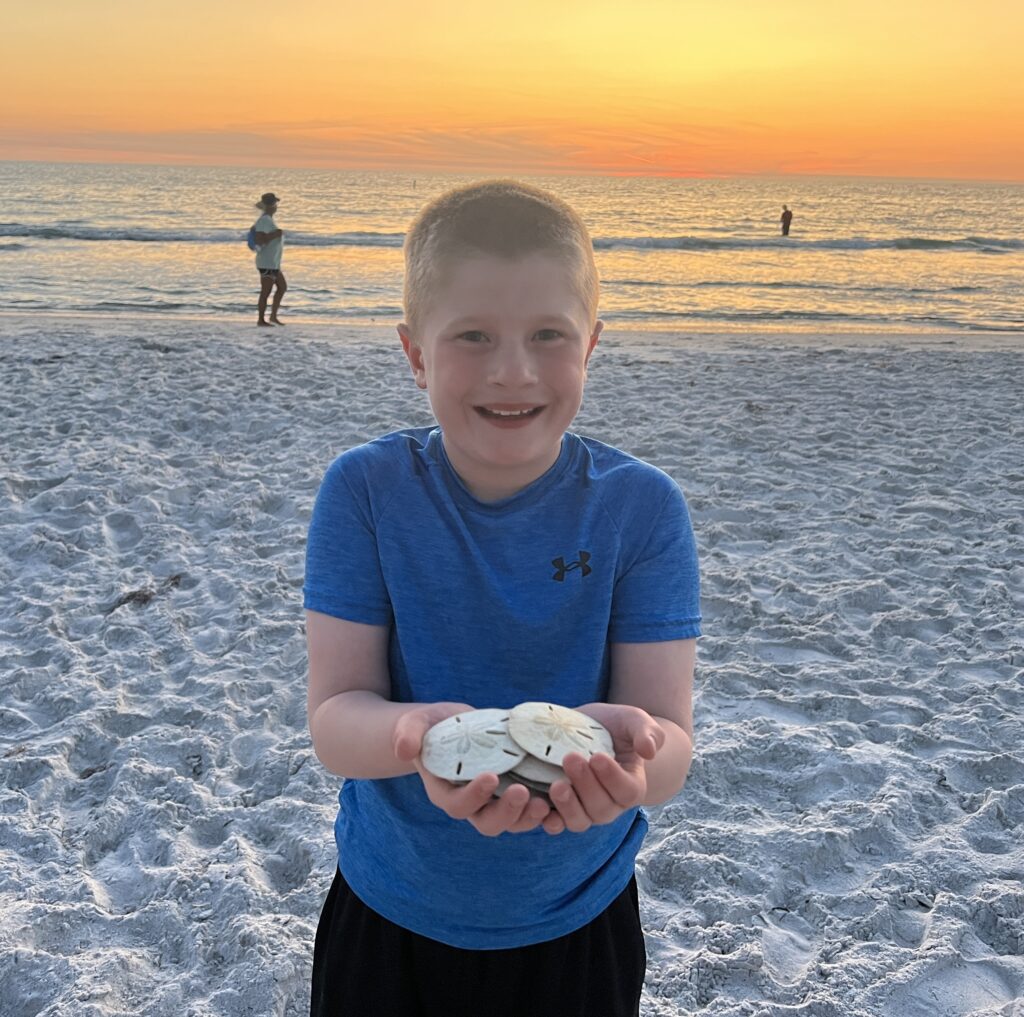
[3,309,1023,353]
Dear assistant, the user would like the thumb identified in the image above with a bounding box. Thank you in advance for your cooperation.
[633,718,664,759]
[393,713,429,761]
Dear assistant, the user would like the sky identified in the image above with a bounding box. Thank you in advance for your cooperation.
[4,0,1023,180]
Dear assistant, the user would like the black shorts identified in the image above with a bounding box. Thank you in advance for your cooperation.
[258,268,280,278]
[310,868,646,1017]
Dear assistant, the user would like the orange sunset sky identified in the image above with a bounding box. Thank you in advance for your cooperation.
[4,0,1023,180]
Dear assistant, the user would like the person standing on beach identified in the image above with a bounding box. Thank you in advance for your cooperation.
[780,204,794,236]
[253,192,286,326]
[303,180,701,1017]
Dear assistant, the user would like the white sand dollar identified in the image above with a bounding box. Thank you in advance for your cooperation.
[421,709,525,781]
[509,754,565,786]
[508,702,613,766]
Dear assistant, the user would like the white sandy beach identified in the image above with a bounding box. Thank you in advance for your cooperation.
[1,313,1022,1017]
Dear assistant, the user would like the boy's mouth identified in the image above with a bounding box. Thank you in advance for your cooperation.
[475,405,544,425]
[477,405,544,415]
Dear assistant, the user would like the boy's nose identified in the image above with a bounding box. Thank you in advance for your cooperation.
[488,345,539,387]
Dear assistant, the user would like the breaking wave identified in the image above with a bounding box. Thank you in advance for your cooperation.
[3,222,1021,255]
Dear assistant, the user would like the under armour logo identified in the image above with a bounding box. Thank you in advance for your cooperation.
[552,551,592,582]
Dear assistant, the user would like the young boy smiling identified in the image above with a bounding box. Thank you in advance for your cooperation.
[304,180,701,1016]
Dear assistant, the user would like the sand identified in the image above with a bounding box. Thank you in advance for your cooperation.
[1,313,1022,1017]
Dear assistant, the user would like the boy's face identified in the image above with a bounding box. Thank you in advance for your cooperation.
[398,252,602,502]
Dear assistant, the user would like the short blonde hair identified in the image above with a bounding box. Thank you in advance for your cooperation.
[402,179,600,336]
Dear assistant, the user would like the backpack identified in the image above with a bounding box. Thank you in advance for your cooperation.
[247,224,260,251]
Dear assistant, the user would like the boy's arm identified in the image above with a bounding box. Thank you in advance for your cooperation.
[307,610,470,779]
[543,638,696,835]
[306,609,552,833]
[255,229,283,243]
[606,637,695,805]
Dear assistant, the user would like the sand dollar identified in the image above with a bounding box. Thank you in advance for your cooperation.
[508,702,613,766]
[494,773,552,802]
[421,709,525,781]
[509,754,565,787]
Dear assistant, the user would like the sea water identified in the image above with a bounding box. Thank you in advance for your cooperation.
[1,161,1021,333]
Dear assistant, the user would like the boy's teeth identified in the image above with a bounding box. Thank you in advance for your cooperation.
[487,408,533,416]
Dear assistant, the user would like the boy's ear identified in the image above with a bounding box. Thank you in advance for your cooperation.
[584,319,603,367]
[397,323,428,390]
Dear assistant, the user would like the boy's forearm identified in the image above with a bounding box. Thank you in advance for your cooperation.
[309,694,694,795]
[309,690,421,779]
[641,719,693,806]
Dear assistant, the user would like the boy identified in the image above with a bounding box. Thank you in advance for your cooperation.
[253,191,287,326]
[304,180,701,1016]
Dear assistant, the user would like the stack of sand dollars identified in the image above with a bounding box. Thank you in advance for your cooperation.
[421,702,614,803]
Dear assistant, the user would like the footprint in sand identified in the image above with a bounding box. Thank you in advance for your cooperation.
[880,956,1019,1017]
[262,838,315,895]
[757,907,818,985]
[101,511,143,551]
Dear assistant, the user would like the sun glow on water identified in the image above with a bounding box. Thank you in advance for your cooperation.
[2,163,1022,333]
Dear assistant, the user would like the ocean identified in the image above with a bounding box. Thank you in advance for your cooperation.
[1,161,1022,333]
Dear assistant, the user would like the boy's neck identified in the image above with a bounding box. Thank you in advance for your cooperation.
[441,434,565,504]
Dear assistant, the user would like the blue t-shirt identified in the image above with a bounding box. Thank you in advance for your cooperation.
[303,426,701,949]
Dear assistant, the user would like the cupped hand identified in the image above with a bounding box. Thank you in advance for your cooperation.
[416,765,553,837]
[541,703,664,836]
[394,703,553,837]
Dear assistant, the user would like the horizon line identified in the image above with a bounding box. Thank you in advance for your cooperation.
[1,156,1021,187]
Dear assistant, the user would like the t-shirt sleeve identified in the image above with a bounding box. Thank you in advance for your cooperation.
[303,456,393,626]
[609,478,701,642]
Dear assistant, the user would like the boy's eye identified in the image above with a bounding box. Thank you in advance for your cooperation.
[535,329,563,341]
[457,330,487,342]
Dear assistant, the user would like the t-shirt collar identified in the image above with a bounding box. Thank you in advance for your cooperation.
[427,428,575,513]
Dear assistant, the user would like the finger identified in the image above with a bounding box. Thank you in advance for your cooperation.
[469,784,532,837]
[506,794,553,833]
[564,754,620,823]
[542,810,566,835]
[429,772,498,820]
[548,776,594,834]
[458,773,503,817]
[588,752,645,810]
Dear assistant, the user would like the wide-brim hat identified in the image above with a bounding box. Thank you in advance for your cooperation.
[255,192,281,209]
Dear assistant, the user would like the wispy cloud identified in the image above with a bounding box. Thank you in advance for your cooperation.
[0,117,777,176]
